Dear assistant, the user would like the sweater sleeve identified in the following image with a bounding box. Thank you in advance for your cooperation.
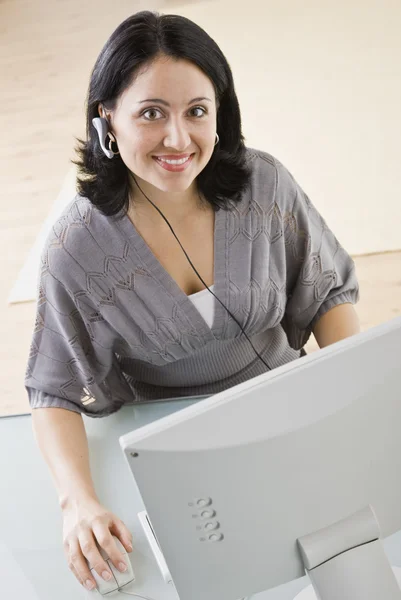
[275,159,360,350]
[25,248,135,418]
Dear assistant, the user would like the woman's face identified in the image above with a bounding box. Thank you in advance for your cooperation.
[103,55,218,195]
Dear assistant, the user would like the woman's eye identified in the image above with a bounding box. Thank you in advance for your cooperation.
[142,108,163,121]
[189,106,206,117]
[141,106,206,120]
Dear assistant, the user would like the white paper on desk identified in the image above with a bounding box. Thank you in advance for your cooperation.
[7,165,77,305]
[0,542,41,599]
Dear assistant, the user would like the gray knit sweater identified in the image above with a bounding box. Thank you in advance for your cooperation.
[25,149,359,417]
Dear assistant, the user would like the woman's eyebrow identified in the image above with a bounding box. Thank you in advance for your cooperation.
[137,97,212,106]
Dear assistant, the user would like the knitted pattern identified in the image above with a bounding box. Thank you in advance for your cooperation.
[25,149,359,417]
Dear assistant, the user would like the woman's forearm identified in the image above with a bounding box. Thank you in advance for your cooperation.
[31,407,99,510]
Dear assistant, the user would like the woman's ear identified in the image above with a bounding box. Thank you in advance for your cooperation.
[98,103,106,119]
[98,104,113,128]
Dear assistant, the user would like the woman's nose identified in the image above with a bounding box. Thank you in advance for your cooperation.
[163,118,191,151]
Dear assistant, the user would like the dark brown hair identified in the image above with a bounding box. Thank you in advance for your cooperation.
[73,11,251,216]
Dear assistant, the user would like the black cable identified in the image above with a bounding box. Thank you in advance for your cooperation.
[132,177,272,371]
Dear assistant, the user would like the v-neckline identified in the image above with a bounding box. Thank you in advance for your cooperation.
[115,205,229,340]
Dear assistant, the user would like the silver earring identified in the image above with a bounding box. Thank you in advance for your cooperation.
[214,133,220,146]
[92,117,119,159]
[106,131,120,156]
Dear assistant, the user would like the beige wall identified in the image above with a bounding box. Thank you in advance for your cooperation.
[165,0,401,255]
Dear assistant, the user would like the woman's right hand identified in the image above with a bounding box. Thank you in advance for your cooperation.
[62,495,134,591]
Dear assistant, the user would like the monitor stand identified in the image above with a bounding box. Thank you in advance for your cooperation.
[295,506,401,600]
[294,567,401,599]
[139,506,401,600]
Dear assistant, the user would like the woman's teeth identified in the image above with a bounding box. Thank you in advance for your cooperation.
[157,156,190,165]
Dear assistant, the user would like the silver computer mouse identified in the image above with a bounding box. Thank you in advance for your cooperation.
[87,535,135,596]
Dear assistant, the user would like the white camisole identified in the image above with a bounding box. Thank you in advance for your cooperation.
[188,285,215,329]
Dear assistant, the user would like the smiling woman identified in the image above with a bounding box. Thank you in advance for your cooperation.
[73,11,249,217]
[25,9,360,594]
[98,56,217,196]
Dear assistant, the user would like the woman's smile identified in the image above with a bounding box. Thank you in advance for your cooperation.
[152,153,195,172]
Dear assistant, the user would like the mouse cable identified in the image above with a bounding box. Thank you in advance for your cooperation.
[132,176,272,372]
[118,591,155,599]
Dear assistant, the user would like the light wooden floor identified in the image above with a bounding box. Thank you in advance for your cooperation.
[1,0,400,417]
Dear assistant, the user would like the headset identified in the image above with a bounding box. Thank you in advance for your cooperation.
[132,176,272,371]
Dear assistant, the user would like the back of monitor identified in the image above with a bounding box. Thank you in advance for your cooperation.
[121,318,401,600]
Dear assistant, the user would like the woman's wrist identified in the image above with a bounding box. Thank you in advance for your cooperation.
[59,488,100,512]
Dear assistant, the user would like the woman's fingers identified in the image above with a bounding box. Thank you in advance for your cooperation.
[110,517,134,553]
[62,501,134,591]
[67,538,99,591]
[92,522,130,574]
[78,529,114,582]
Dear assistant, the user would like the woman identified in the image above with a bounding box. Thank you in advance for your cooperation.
[25,11,360,592]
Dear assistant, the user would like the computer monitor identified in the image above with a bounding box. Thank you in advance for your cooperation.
[120,316,401,600]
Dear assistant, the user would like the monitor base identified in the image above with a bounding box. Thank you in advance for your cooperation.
[293,566,401,599]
